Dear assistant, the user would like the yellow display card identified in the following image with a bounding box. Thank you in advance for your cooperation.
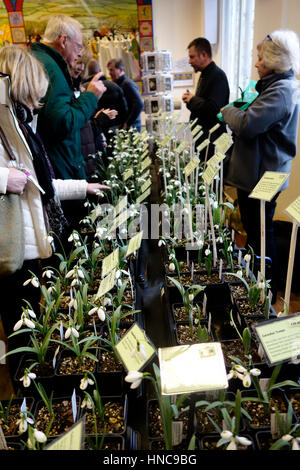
[207,152,225,167]
[285,195,300,224]
[213,132,233,154]
[191,124,202,136]
[249,172,289,202]
[115,196,128,216]
[197,138,210,153]
[126,231,143,257]
[189,118,198,128]
[184,157,200,178]
[101,248,119,278]
[141,169,150,180]
[115,323,156,371]
[193,130,203,142]
[253,314,300,366]
[161,134,172,146]
[176,141,189,154]
[96,268,116,298]
[136,187,151,204]
[209,123,221,134]
[110,210,129,233]
[141,178,152,194]
[158,343,228,395]
[141,156,152,171]
[45,417,85,450]
[141,149,148,160]
[124,168,134,181]
[202,162,220,185]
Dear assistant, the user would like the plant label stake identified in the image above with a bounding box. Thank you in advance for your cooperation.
[249,172,289,303]
[284,195,300,313]
[238,250,242,266]
[161,149,168,198]
[205,185,217,267]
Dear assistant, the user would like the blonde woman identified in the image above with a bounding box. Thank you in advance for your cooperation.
[0,46,109,373]
[222,30,300,303]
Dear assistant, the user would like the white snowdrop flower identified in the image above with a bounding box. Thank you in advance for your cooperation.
[250,368,261,376]
[66,269,75,278]
[216,237,223,243]
[115,270,121,281]
[65,327,79,339]
[32,277,40,288]
[215,225,219,230]
[42,269,54,279]
[97,308,106,322]
[158,239,164,247]
[104,297,112,307]
[20,371,36,388]
[17,415,34,434]
[227,370,236,380]
[68,299,77,309]
[242,372,251,388]
[194,318,199,325]
[221,430,233,439]
[213,201,218,209]
[120,228,127,235]
[125,370,143,389]
[282,434,293,442]
[47,235,54,244]
[169,262,176,271]
[77,269,85,279]
[117,279,123,287]
[71,279,80,287]
[237,270,243,277]
[188,294,194,301]
[258,281,265,290]
[235,436,252,447]
[33,429,47,443]
[244,254,251,263]
[81,396,93,409]
[228,244,233,252]
[174,180,181,187]
[169,253,175,260]
[234,364,247,374]
[292,438,300,450]
[88,307,98,316]
[13,318,24,331]
[27,309,36,319]
[84,201,91,208]
[205,248,211,256]
[198,240,204,249]
[80,376,94,390]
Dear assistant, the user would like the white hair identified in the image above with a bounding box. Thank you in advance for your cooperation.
[259,29,300,75]
[43,14,82,43]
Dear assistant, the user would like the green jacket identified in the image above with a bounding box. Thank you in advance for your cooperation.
[30,42,98,180]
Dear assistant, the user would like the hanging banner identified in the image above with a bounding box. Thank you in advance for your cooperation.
[3,0,26,45]
[137,0,154,51]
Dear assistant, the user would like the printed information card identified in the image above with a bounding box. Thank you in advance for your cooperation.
[253,314,300,366]
[45,417,85,450]
[115,323,156,371]
[159,343,228,395]
[249,171,289,202]
[285,195,300,224]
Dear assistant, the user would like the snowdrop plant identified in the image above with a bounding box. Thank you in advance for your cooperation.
[269,402,300,450]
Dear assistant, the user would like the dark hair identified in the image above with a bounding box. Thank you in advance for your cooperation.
[107,58,125,70]
[188,37,212,58]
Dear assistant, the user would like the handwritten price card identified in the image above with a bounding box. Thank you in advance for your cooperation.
[213,133,233,154]
[202,162,220,185]
[183,156,200,178]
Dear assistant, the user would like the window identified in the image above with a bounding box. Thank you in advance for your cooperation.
[221,0,255,101]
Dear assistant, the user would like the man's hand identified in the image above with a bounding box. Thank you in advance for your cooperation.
[86,72,107,99]
[6,168,27,194]
[94,108,118,120]
[182,90,194,104]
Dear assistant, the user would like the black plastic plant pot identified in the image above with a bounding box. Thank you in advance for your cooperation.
[54,349,99,398]
[199,432,255,450]
[171,301,206,324]
[0,396,35,441]
[254,430,294,450]
[284,386,300,422]
[33,395,81,438]
[240,388,294,432]
[3,439,25,450]
[96,349,125,397]
[13,354,56,400]
[81,394,128,437]
[221,338,266,371]
[174,321,214,346]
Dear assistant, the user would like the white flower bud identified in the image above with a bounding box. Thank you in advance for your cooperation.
[169,262,176,271]
[235,436,252,446]
[33,429,47,443]
[250,368,261,376]
[221,430,233,439]
[244,254,251,263]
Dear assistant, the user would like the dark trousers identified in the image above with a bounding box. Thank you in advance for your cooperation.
[0,259,41,376]
[237,188,280,300]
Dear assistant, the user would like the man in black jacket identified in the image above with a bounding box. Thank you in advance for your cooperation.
[182,37,229,159]
[107,58,144,131]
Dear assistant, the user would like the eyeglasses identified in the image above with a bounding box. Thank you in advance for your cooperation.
[265,34,282,49]
[67,36,82,53]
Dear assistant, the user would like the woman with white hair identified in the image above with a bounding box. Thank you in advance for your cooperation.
[0,45,109,374]
[222,30,300,303]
